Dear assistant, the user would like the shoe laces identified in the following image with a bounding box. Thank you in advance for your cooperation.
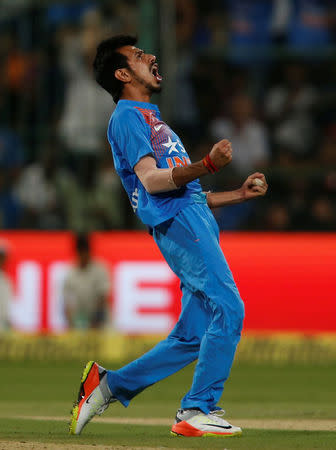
[97,401,110,415]
[96,395,115,415]
[209,408,225,417]
[207,409,228,425]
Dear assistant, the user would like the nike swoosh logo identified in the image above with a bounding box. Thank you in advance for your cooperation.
[154,124,163,131]
[86,394,94,404]
[201,423,232,429]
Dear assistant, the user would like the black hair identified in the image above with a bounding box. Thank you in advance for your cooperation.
[93,35,137,103]
[75,233,90,253]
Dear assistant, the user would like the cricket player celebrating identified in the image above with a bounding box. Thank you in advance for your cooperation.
[70,35,268,438]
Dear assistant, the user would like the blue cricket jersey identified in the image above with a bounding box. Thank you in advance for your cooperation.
[107,100,202,227]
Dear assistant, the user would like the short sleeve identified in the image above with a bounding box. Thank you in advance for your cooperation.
[112,108,154,169]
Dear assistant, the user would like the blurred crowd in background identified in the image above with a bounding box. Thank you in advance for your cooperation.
[0,0,336,232]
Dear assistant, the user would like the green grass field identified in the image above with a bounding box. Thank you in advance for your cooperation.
[0,360,335,449]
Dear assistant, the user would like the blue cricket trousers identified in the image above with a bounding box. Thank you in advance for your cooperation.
[107,194,245,414]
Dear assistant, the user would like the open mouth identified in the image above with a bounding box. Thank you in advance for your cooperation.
[151,64,163,82]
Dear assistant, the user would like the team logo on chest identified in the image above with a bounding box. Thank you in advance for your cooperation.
[161,135,190,167]
[163,136,181,154]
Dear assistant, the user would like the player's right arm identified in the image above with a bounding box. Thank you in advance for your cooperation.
[134,139,233,194]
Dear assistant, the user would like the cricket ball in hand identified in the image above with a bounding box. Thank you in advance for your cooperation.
[252,178,264,187]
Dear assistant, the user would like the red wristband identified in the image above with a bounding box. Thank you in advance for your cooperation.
[202,154,219,174]
[202,156,214,173]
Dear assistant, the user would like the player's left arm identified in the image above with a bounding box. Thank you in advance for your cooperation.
[206,172,268,209]
[134,155,178,194]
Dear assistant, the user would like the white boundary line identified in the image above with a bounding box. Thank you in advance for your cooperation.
[3,415,336,431]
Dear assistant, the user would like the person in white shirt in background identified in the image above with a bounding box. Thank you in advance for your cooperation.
[210,93,269,176]
[63,233,110,329]
[0,241,13,331]
[58,9,114,165]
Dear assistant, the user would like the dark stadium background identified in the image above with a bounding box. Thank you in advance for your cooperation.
[0,0,335,233]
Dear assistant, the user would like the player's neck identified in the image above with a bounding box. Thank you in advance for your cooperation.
[120,86,152,104]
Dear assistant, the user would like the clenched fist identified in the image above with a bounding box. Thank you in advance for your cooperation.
[208,139,233,170]
[239,172,268,200]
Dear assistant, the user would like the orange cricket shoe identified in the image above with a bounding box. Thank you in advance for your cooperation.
[69,361,116,435]
[171,408,242,437]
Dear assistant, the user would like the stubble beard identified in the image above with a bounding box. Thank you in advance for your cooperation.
[131,70,162,95]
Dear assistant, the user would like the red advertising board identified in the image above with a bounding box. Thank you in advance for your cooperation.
[1,232,335,334]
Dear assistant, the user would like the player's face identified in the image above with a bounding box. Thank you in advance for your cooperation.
[118,45,163,94]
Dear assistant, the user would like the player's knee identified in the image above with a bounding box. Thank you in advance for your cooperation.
[212,295,244,335]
